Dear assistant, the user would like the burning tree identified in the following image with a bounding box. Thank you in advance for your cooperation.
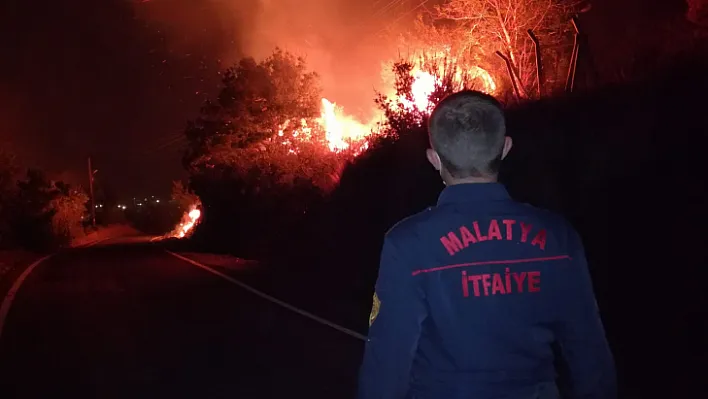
[423,0,583,98]
[182,48,349,255]
[184,48,324,170]
[183,48,351,189]
[375,57,493,140]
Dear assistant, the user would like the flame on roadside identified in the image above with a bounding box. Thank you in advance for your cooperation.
[170,205,201,239]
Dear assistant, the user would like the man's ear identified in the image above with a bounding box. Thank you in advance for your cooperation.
[501,136,513,160]
[426,148,442,171]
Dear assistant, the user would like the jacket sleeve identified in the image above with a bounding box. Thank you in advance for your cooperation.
[357,235,428,399]
[556,229,617,399]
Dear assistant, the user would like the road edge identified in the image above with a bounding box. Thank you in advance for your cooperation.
[165,250,367,341]
[0,255,53,341]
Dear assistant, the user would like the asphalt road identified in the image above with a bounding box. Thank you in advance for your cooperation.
[0,237,364,399]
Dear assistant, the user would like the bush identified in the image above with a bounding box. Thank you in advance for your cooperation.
[1,168,89,251]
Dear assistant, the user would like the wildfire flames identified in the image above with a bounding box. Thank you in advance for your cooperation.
[318,98,375,152]
[282,62,498,154]
[170,206,201,238]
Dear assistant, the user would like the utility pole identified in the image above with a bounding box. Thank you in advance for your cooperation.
[87,157,96,228]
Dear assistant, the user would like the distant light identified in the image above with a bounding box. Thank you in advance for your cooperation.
[137,203,143,206]
[122,205,127,210]
[155,199,160,203]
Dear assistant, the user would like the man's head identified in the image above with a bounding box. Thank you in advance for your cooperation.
[426,90,512,185]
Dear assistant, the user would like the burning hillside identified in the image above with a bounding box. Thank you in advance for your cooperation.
[142,0,580,239]
[135,0,517,157]
[167,55,498,239]
[278,58,499,155]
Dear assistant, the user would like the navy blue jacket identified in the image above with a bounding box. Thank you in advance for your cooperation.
[358,183,616,399]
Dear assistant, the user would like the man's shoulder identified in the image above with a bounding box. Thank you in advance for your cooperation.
[515,202,579,244]
[384,206,440,242]
[514,200,572,226]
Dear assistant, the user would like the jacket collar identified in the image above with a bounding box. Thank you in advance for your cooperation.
[437,183,511,205]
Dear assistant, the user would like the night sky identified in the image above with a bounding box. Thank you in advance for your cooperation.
[0,0,688,199]
[1,0,236,198]
[0,0,398,199]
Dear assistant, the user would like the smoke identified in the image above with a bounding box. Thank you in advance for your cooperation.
[134,0,419,118]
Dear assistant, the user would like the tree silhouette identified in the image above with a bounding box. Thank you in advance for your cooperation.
[13,169,88,249]
[184,48,324,172]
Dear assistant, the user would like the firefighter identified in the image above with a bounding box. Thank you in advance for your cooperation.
[357,90,616,399]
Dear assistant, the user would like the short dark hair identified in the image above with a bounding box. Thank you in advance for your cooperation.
[427,90,506,178]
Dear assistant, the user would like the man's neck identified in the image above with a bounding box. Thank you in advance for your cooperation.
[444,175,498,186]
